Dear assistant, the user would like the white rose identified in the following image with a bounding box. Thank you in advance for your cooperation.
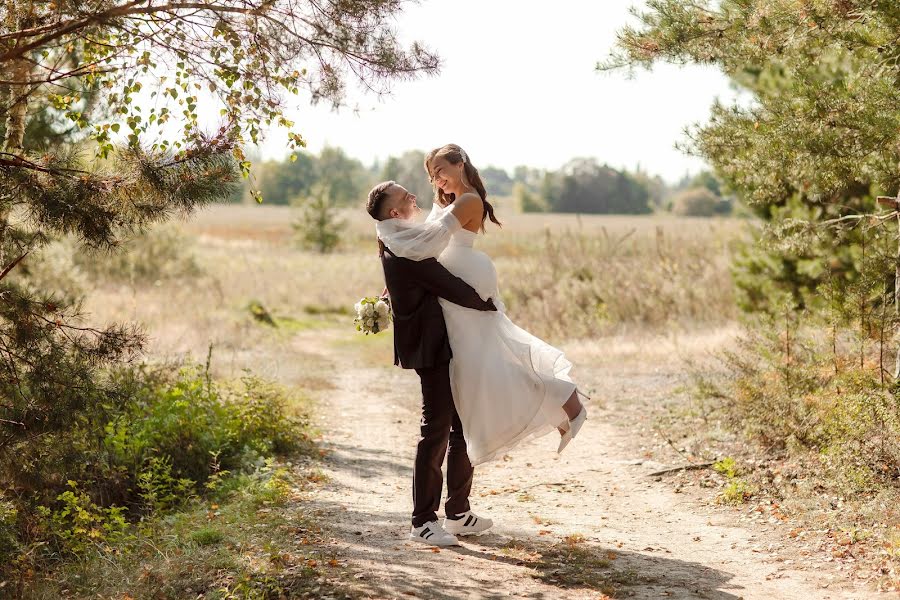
[365,317,375,328]
[354,302,363,316]
[375,301,389,317]
[364,303,376,317]
[377,317,390,331]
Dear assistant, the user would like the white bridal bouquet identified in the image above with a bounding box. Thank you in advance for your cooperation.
[354,296,391,334]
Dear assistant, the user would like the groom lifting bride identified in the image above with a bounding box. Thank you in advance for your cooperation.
[365,144,589,547]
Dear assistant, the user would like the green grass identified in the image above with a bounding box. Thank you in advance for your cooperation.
[273,314,341,332]
[330,328,394,368]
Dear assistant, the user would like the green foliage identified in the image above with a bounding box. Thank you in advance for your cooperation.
[292,185,345,253]
[41,481,129,555]
[0,493,20,562]
[608,0,900,310]
[612,5,900,512]
[541,158,652,214]
[74,224,201,285]
[713,457,739,479]
[718,480,755,505]
[712,457,754,504]
[671,187,724,217]
[258,147,374,206]
[258,152,318,205]
[137,456,198,514]
[248,300,277,326]
[481,166,514,196]
[0,361,311,574]
[379,150,434,207]
[607,1,900,205]
[695,314,900,493]
[690,171,722,197]
[114,364,308,486]
[514,182,547,213]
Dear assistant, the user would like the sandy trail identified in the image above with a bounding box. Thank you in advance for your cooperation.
[295,330,877,600]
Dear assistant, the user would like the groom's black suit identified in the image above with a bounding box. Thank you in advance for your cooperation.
[380,245,496,527]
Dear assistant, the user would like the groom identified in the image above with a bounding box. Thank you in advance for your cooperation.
[366,180,496,546]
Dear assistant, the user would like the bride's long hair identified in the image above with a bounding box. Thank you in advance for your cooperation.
[424,144,502,232]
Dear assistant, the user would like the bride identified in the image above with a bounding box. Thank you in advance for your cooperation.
[376,143,588,466]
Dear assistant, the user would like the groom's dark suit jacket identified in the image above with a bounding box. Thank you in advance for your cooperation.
[380,245,496,369]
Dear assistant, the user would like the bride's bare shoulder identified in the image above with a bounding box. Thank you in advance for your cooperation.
[458,191,481,201]
[455,192,482,208]
[450,193,481,218]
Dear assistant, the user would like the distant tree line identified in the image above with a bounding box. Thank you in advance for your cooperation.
[244,147,732,217]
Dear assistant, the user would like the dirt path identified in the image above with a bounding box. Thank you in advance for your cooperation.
[295,330,880,600]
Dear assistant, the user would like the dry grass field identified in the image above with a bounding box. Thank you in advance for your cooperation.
[65,203,747,393]
[115,204,748,355]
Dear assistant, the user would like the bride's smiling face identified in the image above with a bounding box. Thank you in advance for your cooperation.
[428,155,465,194]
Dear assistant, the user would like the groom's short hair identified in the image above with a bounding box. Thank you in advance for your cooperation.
[366,180,397,220]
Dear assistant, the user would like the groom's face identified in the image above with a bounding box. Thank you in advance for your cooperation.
[385,184,420,220]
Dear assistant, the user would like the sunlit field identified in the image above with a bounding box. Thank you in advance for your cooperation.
[82,204,748,370]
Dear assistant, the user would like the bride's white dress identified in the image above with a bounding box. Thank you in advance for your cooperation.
[438,226,577,465]
[374,204,579,466]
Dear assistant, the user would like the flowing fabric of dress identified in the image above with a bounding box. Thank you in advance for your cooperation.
[376,204,579,466]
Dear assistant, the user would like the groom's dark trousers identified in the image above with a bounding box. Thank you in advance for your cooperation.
[379,245,496,527]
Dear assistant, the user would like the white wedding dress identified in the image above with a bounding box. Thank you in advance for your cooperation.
[376,205,579,466]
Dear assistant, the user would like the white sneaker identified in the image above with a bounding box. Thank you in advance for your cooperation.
[557,405,587,454]
[409,520,460,547]
[443,511,494,536]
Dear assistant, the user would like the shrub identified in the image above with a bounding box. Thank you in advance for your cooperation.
[0,359,311,575]
[39,481,129,556]
[0,494,19,562]
[696,314,900,493]
[292,185,344,253]
[74,225,202,285]
[671,187,722,217]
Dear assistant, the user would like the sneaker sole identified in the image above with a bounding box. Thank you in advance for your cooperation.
[444,525,494,537]
[408,535,460,547]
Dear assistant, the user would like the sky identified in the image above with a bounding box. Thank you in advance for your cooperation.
[257,0,739,183]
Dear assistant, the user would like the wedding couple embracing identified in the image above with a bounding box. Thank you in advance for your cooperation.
[365,143,588,547]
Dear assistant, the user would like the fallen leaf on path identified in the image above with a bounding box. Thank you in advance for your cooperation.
[538,530,552,536]
[606,551,618,560]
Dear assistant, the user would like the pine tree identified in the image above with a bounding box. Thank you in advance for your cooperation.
[605,1,900,204]
[0,0,437,473]
[605,1,900,365]
[293,185,344,253]
[605,1,900,308]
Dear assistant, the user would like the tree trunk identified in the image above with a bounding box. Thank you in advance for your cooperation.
[4,58,32,153]
[895,211,900,378]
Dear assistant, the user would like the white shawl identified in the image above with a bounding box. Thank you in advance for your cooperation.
[375,204,461,261]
